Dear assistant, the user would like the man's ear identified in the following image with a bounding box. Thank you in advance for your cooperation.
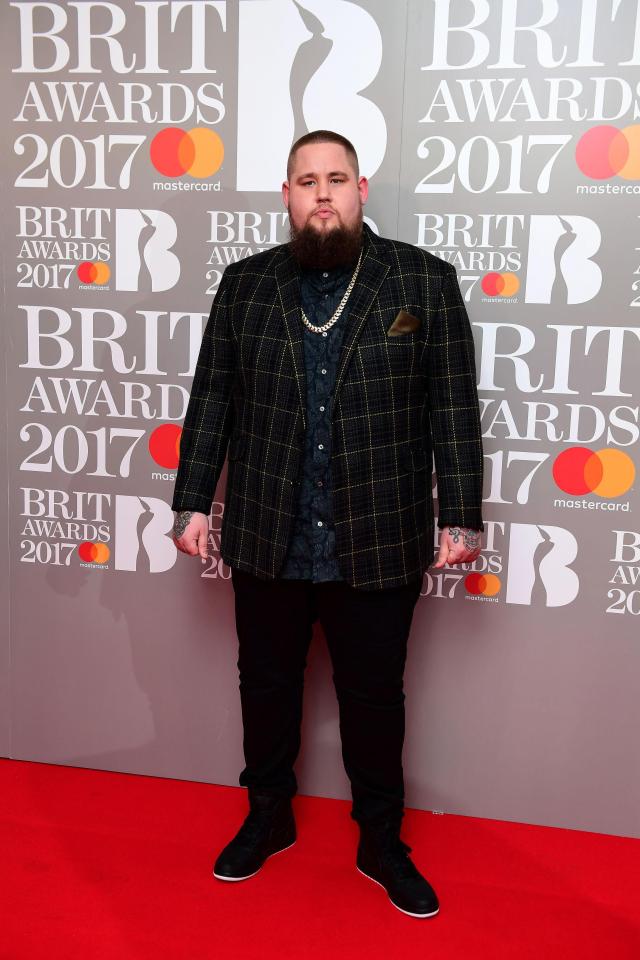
[282,180,290,208]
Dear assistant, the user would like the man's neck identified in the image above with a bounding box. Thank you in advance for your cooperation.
[301,256,359,276]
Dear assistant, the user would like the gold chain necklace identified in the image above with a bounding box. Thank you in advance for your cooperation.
[300,249,364,334]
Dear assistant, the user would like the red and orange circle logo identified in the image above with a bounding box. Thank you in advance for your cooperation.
[465,573,501,596]
[77,262,110,285]
[150,127,224,178]
[78,542,110,564]
[149,424,182,469]
[481,272,520,297]
[575,125,640,179]
[552,447,635,498]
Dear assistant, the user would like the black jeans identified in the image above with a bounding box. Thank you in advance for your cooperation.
[230,567,423,825]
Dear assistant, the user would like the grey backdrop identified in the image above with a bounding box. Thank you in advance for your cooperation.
[2,0,639,839]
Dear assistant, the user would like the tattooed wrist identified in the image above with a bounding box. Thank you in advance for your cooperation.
[448,526,481,551]
[173,511,193,539]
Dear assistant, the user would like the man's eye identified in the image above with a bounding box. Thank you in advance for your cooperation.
[302,180,315,186]
[330,178,345,184]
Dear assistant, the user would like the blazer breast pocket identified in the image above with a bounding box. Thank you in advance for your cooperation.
[386,309,420,337]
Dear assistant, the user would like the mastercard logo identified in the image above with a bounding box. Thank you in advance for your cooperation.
[149,424,182,469]
[77,262,110,285]
[575,125,640,180]
[481,272,520,297]
[465,573,501,596]
[553,447,635,498]
[150,127,224,178]
[78,542,110,564]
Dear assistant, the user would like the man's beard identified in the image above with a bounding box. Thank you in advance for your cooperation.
[288,212,363,270]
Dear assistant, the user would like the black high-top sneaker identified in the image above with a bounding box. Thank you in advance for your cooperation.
[213,791,296,881]
[356,817,440,918]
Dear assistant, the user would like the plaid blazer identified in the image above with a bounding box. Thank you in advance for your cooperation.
[172,222,484,590]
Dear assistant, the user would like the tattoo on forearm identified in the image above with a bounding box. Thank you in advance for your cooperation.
[173,511,193,539]
[448,526,480,551]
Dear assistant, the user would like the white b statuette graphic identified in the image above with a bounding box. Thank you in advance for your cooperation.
[115,209,180,293]
[114,495,176,573]
[506,523,579,607]
[236,0,385,191]
[526,215,601,305]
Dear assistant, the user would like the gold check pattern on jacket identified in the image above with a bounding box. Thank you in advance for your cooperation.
[171,223,484,590]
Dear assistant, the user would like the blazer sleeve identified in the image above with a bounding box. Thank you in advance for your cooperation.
[171,269,236,514]
[425,265,485,532]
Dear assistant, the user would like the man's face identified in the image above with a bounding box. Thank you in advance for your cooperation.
[282,142,368,236]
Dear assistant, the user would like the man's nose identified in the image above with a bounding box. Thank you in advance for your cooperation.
[315,179,332,200]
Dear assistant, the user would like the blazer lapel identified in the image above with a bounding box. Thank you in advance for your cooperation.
[333,227,390,400]
[275,249,307,429]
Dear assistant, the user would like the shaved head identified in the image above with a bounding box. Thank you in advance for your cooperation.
[287,130,359,182]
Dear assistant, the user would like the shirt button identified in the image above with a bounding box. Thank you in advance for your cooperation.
[322,331,327,337]
[317,480,323,487]
[317,520,323,526]
[318,443,323,449]
[322,272,328,278]
[319,405,325,411]
[321,368,327,374]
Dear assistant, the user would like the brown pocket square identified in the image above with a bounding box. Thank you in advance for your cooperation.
[387,310,420,336]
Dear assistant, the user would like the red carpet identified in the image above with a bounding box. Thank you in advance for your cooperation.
[3,758,639,959]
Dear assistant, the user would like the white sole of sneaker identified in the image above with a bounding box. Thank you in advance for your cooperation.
[356,865,440,918]
[212,839,297,882]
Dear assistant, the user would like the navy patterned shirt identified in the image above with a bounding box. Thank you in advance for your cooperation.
[278,260,357,581]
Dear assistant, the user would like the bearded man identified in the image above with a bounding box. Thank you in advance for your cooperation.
[171,130,484,919]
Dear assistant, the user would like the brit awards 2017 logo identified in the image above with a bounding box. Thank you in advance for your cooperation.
[19,486,112,569]
[15,206,181,293]
[236,0,386,190]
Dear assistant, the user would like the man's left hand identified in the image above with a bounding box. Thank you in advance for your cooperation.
[433,526,482,568]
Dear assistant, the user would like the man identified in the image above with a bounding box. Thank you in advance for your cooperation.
[171,130,484,919]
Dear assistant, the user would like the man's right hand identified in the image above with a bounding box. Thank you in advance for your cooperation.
[172,511,209,559]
